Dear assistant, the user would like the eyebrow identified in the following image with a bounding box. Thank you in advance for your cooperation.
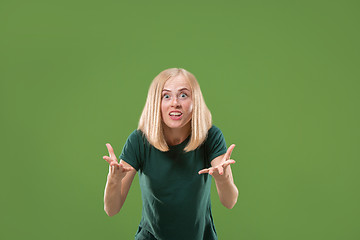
[162,88,190,92]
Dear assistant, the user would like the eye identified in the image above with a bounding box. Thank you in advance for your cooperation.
[163,94,170,99]
[180,93,187,98]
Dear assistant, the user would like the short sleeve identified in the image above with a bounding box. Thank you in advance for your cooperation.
[205,125,227,163]
[119,130,143,171]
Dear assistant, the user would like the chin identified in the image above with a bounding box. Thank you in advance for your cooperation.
[172,122,192,129]
[165,123,183,129]
[162,120,186,129]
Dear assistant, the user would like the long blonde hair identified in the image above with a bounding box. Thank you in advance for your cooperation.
[138,68,212,152]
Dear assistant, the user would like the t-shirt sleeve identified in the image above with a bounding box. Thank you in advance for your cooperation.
[119,130,143,171]
[205,125,227,164]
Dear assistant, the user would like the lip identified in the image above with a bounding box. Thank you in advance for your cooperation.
[169,111,183,120]
[169,110,182,115]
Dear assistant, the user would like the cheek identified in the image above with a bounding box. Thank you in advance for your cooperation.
[160,102,164,114]
[161,101,168,115]
[187,101,193,113]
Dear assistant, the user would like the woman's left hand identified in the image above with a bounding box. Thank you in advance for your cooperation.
[198,144,236,181]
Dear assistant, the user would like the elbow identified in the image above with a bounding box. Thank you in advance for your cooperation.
[225,199,237,209]
[104,206,120,217]
[104,199,124,217]
[105,211,116,217]
[223,188,239,209]
[223,198,237,209]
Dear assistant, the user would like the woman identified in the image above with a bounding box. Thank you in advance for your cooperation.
[103,68,238,240]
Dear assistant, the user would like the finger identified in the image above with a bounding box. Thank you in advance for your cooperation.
[209,169,214,175]
[110,161,119,167]
[224,144,236,160]
[115,162,132,172]
[118,162,126,171]
[198,168,210,174]
[122,167,133,172]
[222,159,236,168]
[218,166,224,175]
[103,156,115,164]
[106,143,116,158]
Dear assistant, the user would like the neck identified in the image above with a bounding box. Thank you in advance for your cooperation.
[163,122,191,146]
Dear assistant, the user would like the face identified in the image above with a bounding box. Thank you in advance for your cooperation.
[161,74,193,130]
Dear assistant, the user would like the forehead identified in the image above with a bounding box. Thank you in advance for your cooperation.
[163,74,191,90]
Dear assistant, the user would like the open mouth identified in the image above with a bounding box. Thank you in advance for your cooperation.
[169,112,182,116]
[169,112,183,120]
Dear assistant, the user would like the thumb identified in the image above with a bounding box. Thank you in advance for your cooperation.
[106,143,116,158]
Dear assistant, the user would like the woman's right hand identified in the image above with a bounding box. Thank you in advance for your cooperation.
[103,143,133,181]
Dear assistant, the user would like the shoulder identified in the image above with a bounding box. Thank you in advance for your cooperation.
[129,129,143,138]
[203,125,227,163]
[206,125,224,141]
[124,129,147,146]
[121,129,146,171]
[208,125,222,135]
[203,125,225,148]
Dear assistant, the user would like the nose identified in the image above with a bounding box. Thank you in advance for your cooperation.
[171,96,180,107]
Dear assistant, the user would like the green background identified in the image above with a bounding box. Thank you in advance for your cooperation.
[1,0,359,239]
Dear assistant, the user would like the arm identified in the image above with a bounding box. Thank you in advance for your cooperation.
[103,143,137,216]
[199,144,238,209]
[104,160,136,216]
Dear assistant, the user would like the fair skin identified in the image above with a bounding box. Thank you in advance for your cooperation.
[198,144,238,209]
[161,74,193,145]
[103,75,238,216]
[103,144,136,217]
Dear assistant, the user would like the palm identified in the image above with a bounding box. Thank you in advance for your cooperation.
[198,144,236,176]
[103,143,132,173]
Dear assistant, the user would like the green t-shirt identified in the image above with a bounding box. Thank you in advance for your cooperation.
[120,125,227,240]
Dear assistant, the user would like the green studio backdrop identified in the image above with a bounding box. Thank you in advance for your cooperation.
[1,0,359,239]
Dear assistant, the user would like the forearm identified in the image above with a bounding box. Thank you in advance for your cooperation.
[214,175,238,209]
[104,175,123,216]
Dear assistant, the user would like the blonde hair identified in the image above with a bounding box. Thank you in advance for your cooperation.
[138,68,212,152]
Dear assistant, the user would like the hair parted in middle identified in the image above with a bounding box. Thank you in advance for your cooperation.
[138,68,212,152]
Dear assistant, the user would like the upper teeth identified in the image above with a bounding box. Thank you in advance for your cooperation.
[170,112,182,116]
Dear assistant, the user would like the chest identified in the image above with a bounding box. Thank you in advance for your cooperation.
[138,146,211,196]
